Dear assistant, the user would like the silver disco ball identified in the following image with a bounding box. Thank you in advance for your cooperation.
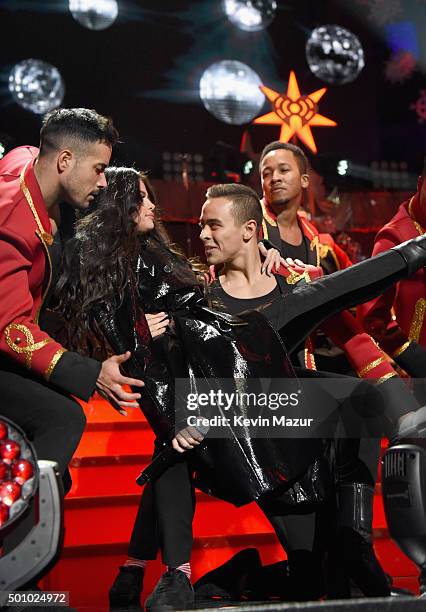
[223,0,277,32]
[306,25,365,85]
[199,60,265,125]
[69,0,118,31]
[9,59,65,115]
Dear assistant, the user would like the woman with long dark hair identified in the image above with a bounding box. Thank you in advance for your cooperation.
[57,167,426,608]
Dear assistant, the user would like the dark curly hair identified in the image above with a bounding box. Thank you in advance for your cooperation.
[56,166,205,357]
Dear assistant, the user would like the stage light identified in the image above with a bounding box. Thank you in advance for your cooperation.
[223,0,277,32]
[306,25,364,85]
[337,160,349,175]
[69,0,118,30]
[9,59,65,115]
[0,144,5,160]
[0,418,38,532]
[253,71,336,154]
[200,60,265,125]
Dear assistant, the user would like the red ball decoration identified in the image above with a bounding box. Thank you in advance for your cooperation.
[0,440,21,463]
[11,459,34,485]
[0,503,9,526]
[0,461,9,481]
[0,480,21,506]
[0,422,7,441]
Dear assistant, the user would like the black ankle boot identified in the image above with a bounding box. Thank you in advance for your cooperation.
[109,565,144,608]
[337,483,390,598]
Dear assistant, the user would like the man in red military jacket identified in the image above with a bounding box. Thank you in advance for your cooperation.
[359,158,426,380]
[258,142,408,405]
[0,108,144,497]
[257,141,420,598]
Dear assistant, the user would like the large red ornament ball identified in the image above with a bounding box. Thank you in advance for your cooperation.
[0,440,21,463]
[0,480,21,506]
[11,459,34,485]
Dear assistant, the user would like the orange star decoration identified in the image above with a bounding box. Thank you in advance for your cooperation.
[253,71,337,154]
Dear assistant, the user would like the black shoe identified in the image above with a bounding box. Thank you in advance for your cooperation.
[248,561,293,601]
[109,565,144,608]
[145,569,194,611]
[194,548,262,603]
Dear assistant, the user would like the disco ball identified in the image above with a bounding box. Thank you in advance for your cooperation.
[306,25,365,85]
[223,0,277,32]
[200,60,265,125]
[9,60,65,115]
[69,0,118,31]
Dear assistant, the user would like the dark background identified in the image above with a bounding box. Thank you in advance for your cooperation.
[0,0,425,182]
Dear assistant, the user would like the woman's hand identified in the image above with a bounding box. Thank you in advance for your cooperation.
[172,425,205,453]
[258,242,286,275]
[146,312,170,338]
[282,258,324,280]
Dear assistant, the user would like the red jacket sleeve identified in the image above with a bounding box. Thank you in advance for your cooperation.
[0,227,68,377]
[0,227,101,399]
[358,233,408,356]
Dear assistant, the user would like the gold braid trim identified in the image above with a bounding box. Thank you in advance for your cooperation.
[358,356,386,378]
[45,348,67,380]
[286,270,312,285]
[4,323,53,369]
[409,298,426,343]
[309,235,321,267]
[304,348,317,370]
[260,199,277,227]
[408,197,425,236]
[19,163,53,246]
[392,341,411,358]
[375,373,397,385]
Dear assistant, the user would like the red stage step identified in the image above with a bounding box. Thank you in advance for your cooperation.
[40,397,420,609]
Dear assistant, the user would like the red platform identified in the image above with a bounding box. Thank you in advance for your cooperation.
[40,397,420,609]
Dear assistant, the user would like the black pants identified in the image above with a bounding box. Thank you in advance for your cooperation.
[126,369,414,573]
[129,451,195,567]
[0,368,86,493]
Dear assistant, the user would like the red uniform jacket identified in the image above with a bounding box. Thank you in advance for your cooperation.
[0,146,100,400]
[260,200,398,383]
[359,191,426,367]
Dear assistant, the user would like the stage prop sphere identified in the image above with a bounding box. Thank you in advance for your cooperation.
[306,25,365,85]
[69,0,118,30]
[200,60,265,125]
[223,0,277,31]
[9,60,65,115]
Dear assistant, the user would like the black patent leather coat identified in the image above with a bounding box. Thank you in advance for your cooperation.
[94,238,414,505]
